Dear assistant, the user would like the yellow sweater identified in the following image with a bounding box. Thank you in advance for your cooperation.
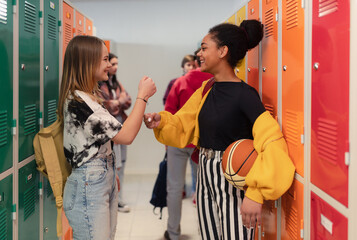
[154,80,295,204]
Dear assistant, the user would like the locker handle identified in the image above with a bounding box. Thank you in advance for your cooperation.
[313,62,319,70]
[283,65,287,71]
[45,66,49,71]
[247,68,251,72]
[21,64,25,70]
[263,67,266,72]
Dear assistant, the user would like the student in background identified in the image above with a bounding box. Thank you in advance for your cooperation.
[59,35,156,239]
[98,53,132,213]
[144,21,295,240]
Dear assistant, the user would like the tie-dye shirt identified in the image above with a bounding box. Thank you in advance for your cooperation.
[63,90,122,168]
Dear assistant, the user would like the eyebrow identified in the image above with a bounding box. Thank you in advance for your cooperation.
[201,42,207,46]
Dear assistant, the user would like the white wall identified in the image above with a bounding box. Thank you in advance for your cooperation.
[70,0,248,173]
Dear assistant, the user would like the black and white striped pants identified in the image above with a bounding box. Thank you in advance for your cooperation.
[196,148,254,240]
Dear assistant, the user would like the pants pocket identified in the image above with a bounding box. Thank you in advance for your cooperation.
[63,179,78,211]
[86,165,108,185]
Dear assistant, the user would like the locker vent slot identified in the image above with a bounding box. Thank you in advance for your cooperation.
[317,118,338,164]
[47,99,57,125]
[264,8,274,38]
[24,185,36,221]
[265,104,274,116]
[0,0,7,25]
[286,206,298,240]
[319,0,338,17]
[286,0,298,30]
[24,1,37,34]
[24,104,36,136]
[0,111,7,147]
[285,110,299,146]
[47,14,57,40]
[0,208,7,239]
[64,22,72,45]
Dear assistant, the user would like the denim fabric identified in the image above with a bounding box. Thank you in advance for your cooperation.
[63,154,118,240]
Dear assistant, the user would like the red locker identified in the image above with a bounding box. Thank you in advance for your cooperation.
[282,0,305,176]
[311,0,350,206]
[74,11,84,36]
[247,0,260,92]
[62,2,74,60]
[311,193,348,240]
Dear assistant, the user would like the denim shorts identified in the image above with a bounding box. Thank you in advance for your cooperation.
[63,154,118,240]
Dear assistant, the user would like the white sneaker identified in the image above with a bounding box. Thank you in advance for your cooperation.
[118,202,130,213]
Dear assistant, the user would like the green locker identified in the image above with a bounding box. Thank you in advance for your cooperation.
[0,0,13,173]
[0,175,13,240]
[18,0,40,162]
[43,178,57,239]
[18,160,39,240]
[44,0,59,127]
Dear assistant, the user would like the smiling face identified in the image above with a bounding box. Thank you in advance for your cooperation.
[182,61,196,74]
[94,43,111,82]
[197,33,223,74]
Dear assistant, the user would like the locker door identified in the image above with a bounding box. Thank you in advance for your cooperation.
[0,175,13,240]
[281,179,304,240]
[18,0,40,162]
[44,0,59,127]
[247,0,260,92]
[62,2,73,60]
[18,161,39,240]
[311,0,349,206]
[85,18,93,36]
[261,0,278,118]
[226,13,236,24]
[235,6,246,82]
[261,200,277,240]
[282,0,305,176]
[0,0,13,173]
[74,11,84,36]
[43,178,57,239]
[311,193,348,240]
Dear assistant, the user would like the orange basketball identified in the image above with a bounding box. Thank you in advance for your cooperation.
[221,139,257,190]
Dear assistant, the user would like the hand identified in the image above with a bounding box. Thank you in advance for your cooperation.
[138,76,156,100]
[143,113,161,129]
[241,197,262,228]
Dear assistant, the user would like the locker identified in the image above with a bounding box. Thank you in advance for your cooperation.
[43,178,57,239]
[247,0,260,92]
[282,0,305,176]
[62,210,73,239]
[281,179,304,240]
[0,175,13,240]
[18,0,40,162]
[235,6,246,82]
[261,0,278,118]
[260,200,277,240]
[311,0,349,206]
[74,10,84,36]
[85,17,93,36]
[226,13,236,24]
[62,2,74,60]
[44,0,59,127]
[311,192,348,240]
[0,0,13,173]
[18,161,39,240]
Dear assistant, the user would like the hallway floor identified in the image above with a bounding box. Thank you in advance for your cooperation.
[114,174,201,240]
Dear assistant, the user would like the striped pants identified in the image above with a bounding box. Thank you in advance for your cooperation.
[197,148,254,240]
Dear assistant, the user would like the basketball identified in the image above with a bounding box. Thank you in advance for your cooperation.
[221,139,257,190]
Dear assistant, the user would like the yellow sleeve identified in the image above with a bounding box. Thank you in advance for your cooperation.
[245,111,296,204]
[153,84,204,148]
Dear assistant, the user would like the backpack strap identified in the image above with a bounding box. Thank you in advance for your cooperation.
[202,77,215,97]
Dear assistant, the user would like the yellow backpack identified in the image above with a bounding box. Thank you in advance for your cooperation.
[33,116,72,237]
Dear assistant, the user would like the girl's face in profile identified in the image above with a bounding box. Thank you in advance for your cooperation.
[95,44,111,82]
[108,57,118,76]
[197,34,221,73]
[182,61,196,74]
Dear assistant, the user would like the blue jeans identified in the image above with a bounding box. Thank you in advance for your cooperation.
[63,154,118,240]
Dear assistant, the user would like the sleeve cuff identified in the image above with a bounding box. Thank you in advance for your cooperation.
[245,187,264,204]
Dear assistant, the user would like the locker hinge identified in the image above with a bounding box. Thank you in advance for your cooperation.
[12,204,16,221]
[39,181,43,196]
[39,112,43,126]
[58,20,62,33]
[300,134,305,144]
[12,119,16,136]
[301,0,305,9]
[12,0,16,13]
[345,152,350,166]
[39,11,43,25]
[300,229,304,238]
[275,12,279,22]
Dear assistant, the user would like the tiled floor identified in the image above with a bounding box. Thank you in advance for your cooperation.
[115,174,201,240]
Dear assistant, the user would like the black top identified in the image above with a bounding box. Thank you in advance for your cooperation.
[198,81,265,151]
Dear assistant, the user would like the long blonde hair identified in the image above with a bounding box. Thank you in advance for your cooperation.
[58,35,104,121]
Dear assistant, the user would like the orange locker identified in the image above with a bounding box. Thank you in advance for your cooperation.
[104,40,110,53]
[235,6,246,82]
[247,0,260,92]
[62,2,74,60]
[311,0,349,206]
[62,210,73,240]
[85,18,93,36]
[261,0,278,118]
[311,193,348,240]
[74,11,85,36]
[261,200,277,240]
[281,0,305,176]
[281,179,304,240]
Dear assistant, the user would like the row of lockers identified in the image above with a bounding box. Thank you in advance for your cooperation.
[225,0,350,239]
[0,0,93,239]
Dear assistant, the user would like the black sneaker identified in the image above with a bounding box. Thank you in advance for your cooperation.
[118,202,130,213]
[164,230,171,240]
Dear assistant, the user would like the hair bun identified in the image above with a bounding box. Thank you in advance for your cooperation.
[239,20,264,50]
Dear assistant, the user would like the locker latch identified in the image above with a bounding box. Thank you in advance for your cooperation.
[39,182,43,196]
[39,112,43,126]
[12,204,16,221]
[345,152,350,166]
[12,0,16,14]
[12,119,16,136]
